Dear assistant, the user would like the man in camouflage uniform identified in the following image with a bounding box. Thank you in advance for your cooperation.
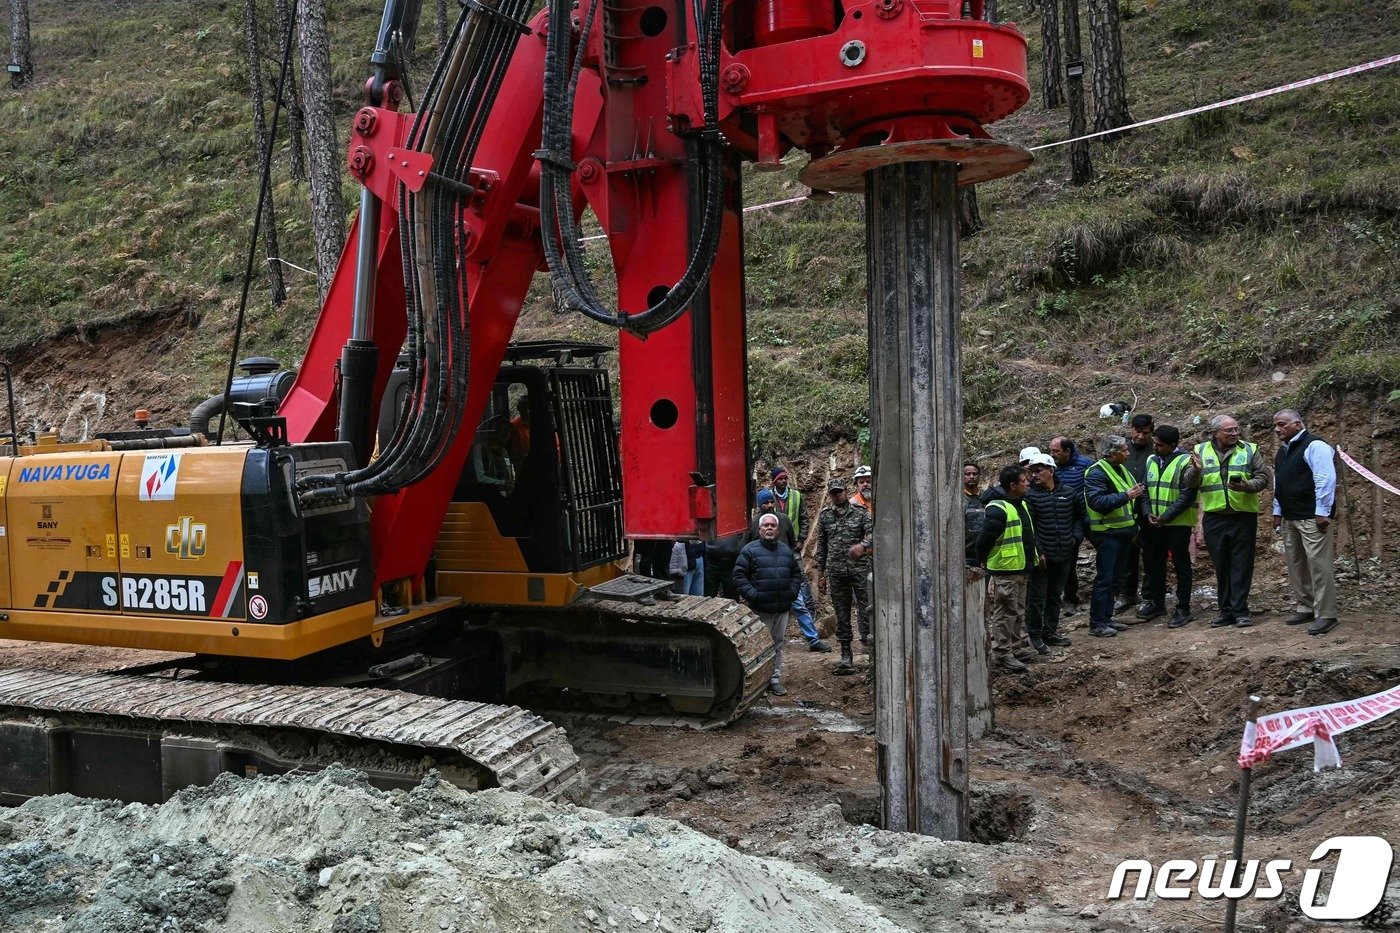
[816,479,873,674]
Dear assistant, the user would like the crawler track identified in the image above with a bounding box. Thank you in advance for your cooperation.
[489,592,777,729]
[0,667,582,804]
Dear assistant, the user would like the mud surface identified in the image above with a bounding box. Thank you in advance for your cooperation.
[2,606,1398,932]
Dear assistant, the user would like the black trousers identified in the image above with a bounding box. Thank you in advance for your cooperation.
[1062,540,1081,604]
[1114,532,1142,601]
[1141,524,1193,611]
[829,570,870,646]
[1202,511,1257,618]
[1027,557,1073,637]
[704,553,739,600]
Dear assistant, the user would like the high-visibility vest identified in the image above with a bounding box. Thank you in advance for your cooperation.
[1146,452,1198,527]
[1195,442,1260,513]
[1084,460,1137,532]
[985,500,1033,571]
[776,488,803,533]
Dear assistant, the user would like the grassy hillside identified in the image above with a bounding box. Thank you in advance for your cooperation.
[0,0,1396,455]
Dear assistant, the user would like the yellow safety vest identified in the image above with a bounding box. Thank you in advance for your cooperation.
[1195,442,1260,513]
[986,500,1033,572]
[1085,460,1136,532]
[1146,452,1198,527]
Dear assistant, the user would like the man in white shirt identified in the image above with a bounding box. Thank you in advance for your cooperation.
[1272,409,1339,635]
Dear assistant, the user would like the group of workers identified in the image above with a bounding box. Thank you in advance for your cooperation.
[965,409,1342,673]
[642,407,1342,692]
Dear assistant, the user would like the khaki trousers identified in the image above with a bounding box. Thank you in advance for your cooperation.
[757,610,790,683]
[1282,518,1338,619]
[986,574,1029,659]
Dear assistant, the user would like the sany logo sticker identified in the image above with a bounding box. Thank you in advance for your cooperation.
[1107,836,1394,920]
[139,453,182,502]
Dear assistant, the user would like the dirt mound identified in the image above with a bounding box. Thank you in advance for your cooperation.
[0,766,923,933]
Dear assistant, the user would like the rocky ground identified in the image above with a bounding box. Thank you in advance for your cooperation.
[2,574,1398,932]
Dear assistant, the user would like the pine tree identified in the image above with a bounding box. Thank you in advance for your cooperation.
[1040,0,1064,109]
[1087,0,1132,131]
[296,0,345,305]
[273,0,307,183]
[1062,0,1093,184]
[9,0,33,89]
[242,0,286,306]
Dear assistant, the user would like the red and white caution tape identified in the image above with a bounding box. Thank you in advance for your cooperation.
[1031,53,1400,151]
[1337,446,1400,497]
[1239,683,1400,771]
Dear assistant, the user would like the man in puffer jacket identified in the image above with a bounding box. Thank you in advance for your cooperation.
[1024,453,1081,653]
[733,513,805,696]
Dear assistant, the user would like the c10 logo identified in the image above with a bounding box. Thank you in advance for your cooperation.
[1108,836,1393,920]
[165,516,208,560]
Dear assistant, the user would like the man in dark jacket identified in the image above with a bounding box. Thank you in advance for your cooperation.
[744,489,830,652]
[733,513,804,695]
[1140,425,1199,627]
[1024,453,1079,652]
[1084,435,1146,638]
[964,462,986,565]
[976,465,1041,673]
[1115,413,1156,614]
[1049,435,1094,611]
[744,488,797,547]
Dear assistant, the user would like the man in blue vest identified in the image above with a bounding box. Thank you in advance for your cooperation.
[1140,425,1198,627]
[1272,409,1339,635]
[1084,435,1146,638]
[1186,414,1272,628]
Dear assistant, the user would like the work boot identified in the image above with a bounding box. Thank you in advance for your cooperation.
[768,682,788,696]
[1013,648,1041,664]
[1112,596,1132,614]
[1136,602,1165,621]
[1089,625,1118,637]
[996,655,1029,673]
[1209,616,1235,628]
[1043,633,1072,647]
[1234,616,1254,628]
[1167,609,1191,629]
[808,639,833,653]
[1028,635,1051,655]
[834,644,856,675]
[1308,617,1339,636]
[1109,621,1129,632]
[1136,600,1155,615]
[1283,612,1315,626]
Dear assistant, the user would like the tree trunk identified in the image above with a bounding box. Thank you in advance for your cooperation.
[1061,0,1093,184]
[297,0,345,304]
[436,0,449,51]
[983,0,998,21]
[1039,0,1064,109]
[243,0,287,306]
[1087,0,1132,132]
[958,186,983,238]
[9,0,33,89]
[273,0,307,182]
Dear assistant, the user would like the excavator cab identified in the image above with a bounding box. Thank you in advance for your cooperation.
[411,341,629,608]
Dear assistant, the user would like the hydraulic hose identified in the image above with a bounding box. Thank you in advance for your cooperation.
[299,0,533,500]
[537,0,727,337]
